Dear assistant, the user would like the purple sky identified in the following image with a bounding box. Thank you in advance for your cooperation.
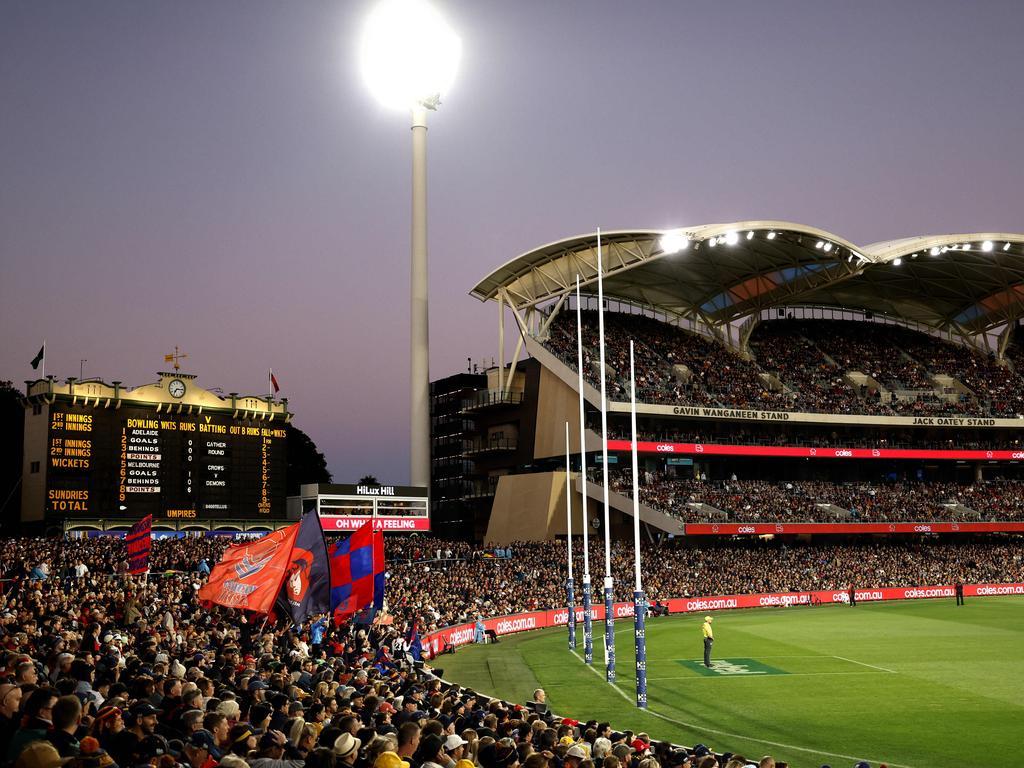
[2,1,1023,484]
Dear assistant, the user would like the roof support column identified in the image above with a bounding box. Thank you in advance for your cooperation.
[498,293,505,394]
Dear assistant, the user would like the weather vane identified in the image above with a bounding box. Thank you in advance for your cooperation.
[164,346,188,372]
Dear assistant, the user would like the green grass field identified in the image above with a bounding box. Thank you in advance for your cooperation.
[435,597,1024,768]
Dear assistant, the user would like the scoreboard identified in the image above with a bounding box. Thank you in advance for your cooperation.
[45,403,287,520]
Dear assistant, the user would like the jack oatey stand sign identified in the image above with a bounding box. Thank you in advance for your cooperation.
[419,582,1024,659]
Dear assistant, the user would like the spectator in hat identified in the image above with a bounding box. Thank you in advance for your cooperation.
[701,617,714,668]
[417,734,447,768]
[334,733,362,767]
[14,741,72,768]
[76,737,117,768]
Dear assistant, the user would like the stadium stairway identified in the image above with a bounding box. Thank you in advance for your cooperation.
[578,477,686,535]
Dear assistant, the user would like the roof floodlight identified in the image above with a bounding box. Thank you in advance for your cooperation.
[929,247,940,256]
[724,231,739,245]
[659,231,690,255]
[823,242,833,252]
[766,231,777,240]
[746,231,754,240]
[941,246,949,253]
[1004,242,1012,251]
[709,237,717,247]
[847,254,853,263]
[982,240,994,252]
[893,256,902,266]
[815,240,824,249]
[960,243,970,251]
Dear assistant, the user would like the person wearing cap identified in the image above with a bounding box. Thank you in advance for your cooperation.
[418,734,447,768]
[375,751,412,768]
[444,735,469,764]
[13,741,72,768]
[702,616,714,668]
[563,744,588,768]
[108,700,159,768]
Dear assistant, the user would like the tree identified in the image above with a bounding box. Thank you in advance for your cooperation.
[286,424,331,496]
[358,475,380,486]
[0,380,24,532]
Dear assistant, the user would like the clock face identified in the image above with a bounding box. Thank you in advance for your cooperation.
[168,379,186,398]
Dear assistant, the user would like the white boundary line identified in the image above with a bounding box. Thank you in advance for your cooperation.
[832,654,897,673]
[569,650,911,768]
[646,671,881,680]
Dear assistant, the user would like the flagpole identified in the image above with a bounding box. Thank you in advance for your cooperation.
[565,421,576,650]
[575,276,593,665]
[629,340,648,708]
[596,228,615,684]
[41,339,46,379]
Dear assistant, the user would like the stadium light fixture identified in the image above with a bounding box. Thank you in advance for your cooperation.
[982,240,994,252]
[1004,242,1012,251]
[724,230,739,246]
[930,247,940,256]
[815,240,824,249]
[746,231,754,240]
[659,230,690,254]
[766,231,776,240]
[360,0,461,488]
[893,256,903,266]
[823,242,833,252]
[708,237,717,248]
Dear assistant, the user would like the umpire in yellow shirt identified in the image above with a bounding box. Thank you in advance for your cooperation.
[702,615,714,667]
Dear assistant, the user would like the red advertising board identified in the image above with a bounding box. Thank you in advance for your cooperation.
[683,521,1024,535]
[419,583,1024,658]
[319,516,431,532]
[606,439,1024,462]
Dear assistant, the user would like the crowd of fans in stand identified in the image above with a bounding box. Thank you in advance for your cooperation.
[4,532,1019,768]
[544,312,1024,418]
[606,472,1024,523]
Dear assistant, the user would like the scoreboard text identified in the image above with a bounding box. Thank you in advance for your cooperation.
[46,404,286,519]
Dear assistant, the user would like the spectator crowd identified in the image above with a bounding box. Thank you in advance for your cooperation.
[2,532,1019,768]
[605,473,1024,524]
[543,313,1024,418]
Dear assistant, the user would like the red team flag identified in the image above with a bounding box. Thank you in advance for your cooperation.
[126,515,152,574]
[198,523,301,614]
[270,369,280,394]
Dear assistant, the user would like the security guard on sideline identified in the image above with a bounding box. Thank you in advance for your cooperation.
[702,615,714,667]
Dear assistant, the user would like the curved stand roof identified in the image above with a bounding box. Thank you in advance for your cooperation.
[471,221,1024,337]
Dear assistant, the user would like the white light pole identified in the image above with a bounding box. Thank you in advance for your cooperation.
[360,0,461,488]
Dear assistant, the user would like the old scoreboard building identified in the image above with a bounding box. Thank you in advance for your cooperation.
[21,371,291,533]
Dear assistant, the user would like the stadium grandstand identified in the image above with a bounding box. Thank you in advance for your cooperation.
[435,221,1024,542]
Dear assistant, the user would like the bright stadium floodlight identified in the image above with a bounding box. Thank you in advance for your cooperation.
[1004,242,1012,251]
[930,247,940,255]
[767,231,776,240]
[361,0,461,111]
[893,256,903,266]
[724,230,739,245]
[360,0,461,489]
[659,230,690,254]
[982,240,994,252]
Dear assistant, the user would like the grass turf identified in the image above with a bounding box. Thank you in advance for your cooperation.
[433,596,1024,768]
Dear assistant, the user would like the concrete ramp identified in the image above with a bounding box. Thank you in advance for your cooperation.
[579,479,685,535]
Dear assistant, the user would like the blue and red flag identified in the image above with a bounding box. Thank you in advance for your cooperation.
[406,623,422,661]
[275,512,331,625]
[126,515,153,574]
[328,520,384,624]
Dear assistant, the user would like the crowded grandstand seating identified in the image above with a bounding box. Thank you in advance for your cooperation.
[607,472,1024,523]
[544,312,1024,417]
[2,534,1020,768]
